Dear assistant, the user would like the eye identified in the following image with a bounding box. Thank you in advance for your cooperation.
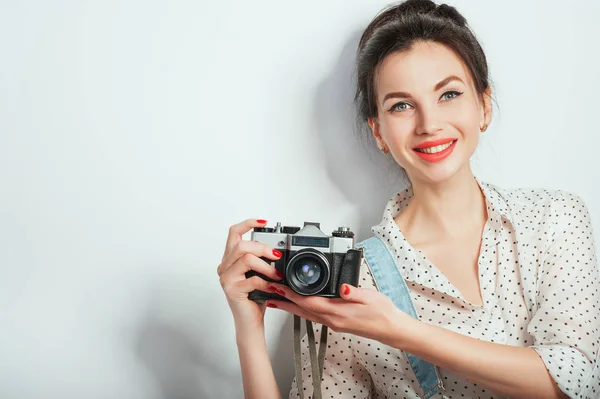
[389,102,412,113]
[441,90,463,101]
[389,91,463,113]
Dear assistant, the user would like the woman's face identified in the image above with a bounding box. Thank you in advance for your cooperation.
[369,40,491,184]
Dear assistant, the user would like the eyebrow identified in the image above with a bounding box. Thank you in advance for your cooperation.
[382,75,465,104]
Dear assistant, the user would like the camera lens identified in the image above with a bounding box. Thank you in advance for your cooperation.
[295,260,321,286]
[286,250,330,295]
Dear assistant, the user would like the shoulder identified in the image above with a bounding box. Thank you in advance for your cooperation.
[484,180,558,210]
[544,189,593,236]
[482,181,590,228]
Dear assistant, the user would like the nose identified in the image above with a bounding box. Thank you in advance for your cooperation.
[416,103,442,136]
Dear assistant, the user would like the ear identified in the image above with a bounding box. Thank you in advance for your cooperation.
[368,117,384,147]
[480,86,493,131]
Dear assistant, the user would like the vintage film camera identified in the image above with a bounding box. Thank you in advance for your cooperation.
[246,221,362,302]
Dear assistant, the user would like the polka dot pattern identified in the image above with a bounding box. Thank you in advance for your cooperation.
[288,178,600,399]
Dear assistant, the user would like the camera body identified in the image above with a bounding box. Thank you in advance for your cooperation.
[246,221,362,303]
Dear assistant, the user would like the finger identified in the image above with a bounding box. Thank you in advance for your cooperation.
[227,252,284,282]
[265,300,326,325]
[339,284,369,304]
[222,218,268,260]
[218,239,282,277]
[221,275,273,304]
[265,283,343,315]
[232,275,273,295]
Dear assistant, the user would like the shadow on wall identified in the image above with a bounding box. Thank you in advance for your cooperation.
[133,31,408,399]
[312,30,408,242]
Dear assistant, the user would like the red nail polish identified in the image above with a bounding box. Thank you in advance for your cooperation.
[343,284,351,295]
[275,270,284,279]
[267,303,277,308]
[268,285,278,292]
[273,249,282,258]
[276,289,286,297]
[257,219,267,224]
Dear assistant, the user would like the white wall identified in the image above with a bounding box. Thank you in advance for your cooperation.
[1,1,598,398]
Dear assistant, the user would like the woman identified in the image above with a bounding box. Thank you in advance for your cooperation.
[217,0,600,398]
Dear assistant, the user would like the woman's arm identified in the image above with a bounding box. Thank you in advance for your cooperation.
[236,326,281,399]
[392,318,567,399]
[217,219,289,399]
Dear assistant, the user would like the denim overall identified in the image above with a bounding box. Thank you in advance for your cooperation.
[355,236,445,399]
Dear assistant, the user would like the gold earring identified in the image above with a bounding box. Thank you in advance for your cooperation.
[480,123,488,132]
[381,146,389,155]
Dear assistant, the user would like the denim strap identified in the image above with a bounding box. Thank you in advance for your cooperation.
[356,236,445,398]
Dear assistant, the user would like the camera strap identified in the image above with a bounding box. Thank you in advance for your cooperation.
[293,315,328,399]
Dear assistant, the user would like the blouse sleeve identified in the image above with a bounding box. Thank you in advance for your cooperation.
[288,258,376,399]
[527,190,600,399]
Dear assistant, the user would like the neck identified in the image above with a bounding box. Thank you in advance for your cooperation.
[397,165,487,242]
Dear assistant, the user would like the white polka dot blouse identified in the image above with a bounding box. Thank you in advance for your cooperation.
[289,178,600,399]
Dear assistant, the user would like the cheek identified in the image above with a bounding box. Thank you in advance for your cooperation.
[385,128,413,152]
[446,101,480,133]
[381,118,414,143]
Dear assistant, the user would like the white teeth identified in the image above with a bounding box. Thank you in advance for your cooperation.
[415,140,455,154]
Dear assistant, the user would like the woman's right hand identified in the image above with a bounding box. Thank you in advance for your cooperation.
[217,218,284,332]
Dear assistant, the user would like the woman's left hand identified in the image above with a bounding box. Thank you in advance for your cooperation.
[264,283,416,348]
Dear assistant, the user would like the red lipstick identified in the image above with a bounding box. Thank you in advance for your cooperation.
[412,138,458,163]
[413,138,457,150]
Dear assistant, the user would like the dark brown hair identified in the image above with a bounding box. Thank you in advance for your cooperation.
[353,0,493,148]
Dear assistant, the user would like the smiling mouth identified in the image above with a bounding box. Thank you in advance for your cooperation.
[413,140,458,154]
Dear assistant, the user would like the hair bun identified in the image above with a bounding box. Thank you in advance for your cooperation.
[434,4,467,27]
[396,0,437,15]
[396,0,467,28]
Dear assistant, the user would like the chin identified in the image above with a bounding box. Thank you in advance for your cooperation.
[407,157,470,185]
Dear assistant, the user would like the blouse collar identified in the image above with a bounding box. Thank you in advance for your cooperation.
[369,175,513,301]
[372,175,512,239]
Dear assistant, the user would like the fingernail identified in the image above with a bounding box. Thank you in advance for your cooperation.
[267,303,277,308]
[343,284,351,295]
[273,249,282,258]
[257,219,267,224]
[276,289,286,297]
[275,270,284,279]
[268,285,278,292]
